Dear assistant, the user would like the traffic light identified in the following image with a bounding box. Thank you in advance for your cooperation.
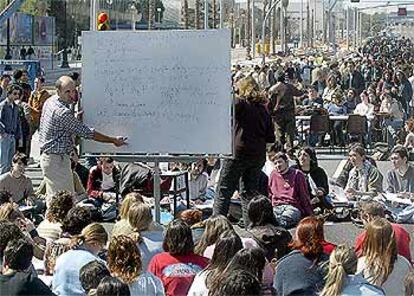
[97,12,110,31]
[398,7,407,16]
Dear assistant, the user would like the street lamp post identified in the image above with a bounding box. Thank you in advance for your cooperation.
[61,0,69,68]
[157,7,162,24]
[5,0,12,59]
[251,0,255,58]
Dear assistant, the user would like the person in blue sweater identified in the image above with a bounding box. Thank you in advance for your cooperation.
[52,223,108,296]
[326,91,347,146]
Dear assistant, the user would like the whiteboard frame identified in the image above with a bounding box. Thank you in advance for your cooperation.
[80,29,233,156]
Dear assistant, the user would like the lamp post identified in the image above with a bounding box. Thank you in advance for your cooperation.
[157,7,162,24]
[61,0,69,68]
[5,0,12,59]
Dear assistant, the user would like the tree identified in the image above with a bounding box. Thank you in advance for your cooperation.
[212,0,216,28]
[0,0,49,16]
[136,0,165,25]
[182,0,189,29]
[194,0,200,29]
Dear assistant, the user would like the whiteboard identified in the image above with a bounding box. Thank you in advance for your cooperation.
[81,30,232,155]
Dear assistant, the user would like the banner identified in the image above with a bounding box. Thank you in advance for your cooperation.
[33,16,54,46]
[10,12,33,45]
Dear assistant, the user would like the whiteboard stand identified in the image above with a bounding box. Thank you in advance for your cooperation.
[153,159,161,222]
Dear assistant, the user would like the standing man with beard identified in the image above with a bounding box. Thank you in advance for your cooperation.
[39,76,127,206]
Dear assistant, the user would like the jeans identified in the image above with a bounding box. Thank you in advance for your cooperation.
[273,204,302,228]
[0,134,16,174]
[213,157,265,228]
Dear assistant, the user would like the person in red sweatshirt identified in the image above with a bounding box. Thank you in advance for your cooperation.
[268,151,313,228]
[354,200,411,263]
[148,219,209,296]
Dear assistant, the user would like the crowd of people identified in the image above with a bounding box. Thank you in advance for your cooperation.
[1,191,414,295]
[232,36,414,150]
[1,33,414,295]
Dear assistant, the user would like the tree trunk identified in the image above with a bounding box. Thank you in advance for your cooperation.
[182,0,189,29]
[195,0,201,29]
[212,0,217,29]
[148,0,155,30]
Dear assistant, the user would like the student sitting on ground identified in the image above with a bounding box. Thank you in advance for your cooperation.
[0,153,35,205]
[247,194,292,260]
[357,218,412,295]
[87,157,120,204]
[0,239,54,296]
[387,146,414,194]
[321,245,385,296]
[292,147,330,211]
[36,190,74,242]
[107,235,165,295]
[345,145,383,199]
[188,230,243,296]
[210,247,269,295]
[79,260,111,296]
[209,269,261,296]
[354,201,411,263]
[127,202,164,270]
[268,152,313,228]
[44,207,93,275]
[274,217,329,296]
[52,223,108,296]
[148,219,209,296]
[188,159,208,202]
[111,192,162,238]
[95,276,131,296]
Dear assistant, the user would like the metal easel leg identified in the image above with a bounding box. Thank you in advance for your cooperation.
[153,160,161,223]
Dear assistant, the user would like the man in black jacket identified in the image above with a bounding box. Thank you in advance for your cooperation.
[0,239,54,296]
[214,76,275,228]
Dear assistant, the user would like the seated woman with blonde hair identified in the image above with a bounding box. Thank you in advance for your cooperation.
[321,245,384,296]
[111,192,162,237]
[127,202,164,270]
[357,218,412,295]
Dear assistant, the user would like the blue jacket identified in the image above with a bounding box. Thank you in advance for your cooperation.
[0,99,21,139]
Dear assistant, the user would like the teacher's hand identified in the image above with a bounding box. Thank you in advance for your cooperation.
[113,136,128,147]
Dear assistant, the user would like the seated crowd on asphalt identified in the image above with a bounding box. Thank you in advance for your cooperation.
[2,35,414,295]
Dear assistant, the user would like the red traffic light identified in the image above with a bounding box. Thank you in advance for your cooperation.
[98,12,108,23]
[97,12,110,31]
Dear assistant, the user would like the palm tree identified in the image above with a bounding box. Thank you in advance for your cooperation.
[195,0,201,29]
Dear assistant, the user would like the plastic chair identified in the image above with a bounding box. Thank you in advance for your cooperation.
[346,114,368,147]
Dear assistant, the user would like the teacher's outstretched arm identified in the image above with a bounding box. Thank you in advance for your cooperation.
[93,131,127,147]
